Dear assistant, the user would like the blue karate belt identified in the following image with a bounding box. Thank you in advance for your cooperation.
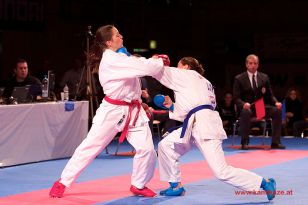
[180,104,214,138]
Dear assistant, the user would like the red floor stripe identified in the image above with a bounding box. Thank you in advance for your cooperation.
[1,150,308,205]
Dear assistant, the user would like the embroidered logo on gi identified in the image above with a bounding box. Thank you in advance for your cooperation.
[117,115,126,125]
[209,95,217,108]
[162,131,170,138]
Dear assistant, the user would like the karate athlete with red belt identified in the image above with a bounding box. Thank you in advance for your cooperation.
[49,25,169,198]
[153,57,277,201]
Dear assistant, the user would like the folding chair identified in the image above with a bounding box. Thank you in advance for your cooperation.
[231,118,272,146]
[153,120,162,140]
[152,109,168,141]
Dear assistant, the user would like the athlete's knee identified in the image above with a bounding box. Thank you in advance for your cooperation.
[158,139,172,154]
[135,147,157,159]
[212,165,229,180]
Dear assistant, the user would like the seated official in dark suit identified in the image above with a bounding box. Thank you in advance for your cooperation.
[3,58,42,102]
[233,54,285,150]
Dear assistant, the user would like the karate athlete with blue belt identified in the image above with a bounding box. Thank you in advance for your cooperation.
[153,57,276,201]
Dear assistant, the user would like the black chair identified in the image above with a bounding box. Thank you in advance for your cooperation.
[152,119,162,140]
[231,118,272,146]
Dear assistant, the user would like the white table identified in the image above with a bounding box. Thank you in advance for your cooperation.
[0,101,89,167]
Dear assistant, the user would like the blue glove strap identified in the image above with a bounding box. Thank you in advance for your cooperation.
[169,104,174,111]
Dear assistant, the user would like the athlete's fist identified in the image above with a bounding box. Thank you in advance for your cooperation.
[153,54,170,66]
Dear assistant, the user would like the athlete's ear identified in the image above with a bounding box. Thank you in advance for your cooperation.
[106,40,112,48]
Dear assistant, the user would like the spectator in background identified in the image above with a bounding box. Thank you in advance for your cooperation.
[141,76,177,135]
[59,58,87,100]
[3,58,42,100]
[141,82,177,135]
[284,88,308,137]
[217,91,237,135]
[36,58,54,81]
[233,54,285,150]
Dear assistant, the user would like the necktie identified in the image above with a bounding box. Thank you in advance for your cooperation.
[252,74,257,92]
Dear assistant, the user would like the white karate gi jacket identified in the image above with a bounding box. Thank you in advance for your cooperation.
[154,67,263,192]
[98,49,164,127]
[154,67,227,141]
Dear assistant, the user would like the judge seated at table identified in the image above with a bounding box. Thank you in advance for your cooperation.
[3,58,42,103]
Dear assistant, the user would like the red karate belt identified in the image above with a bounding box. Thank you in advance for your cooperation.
[104,96,141,143]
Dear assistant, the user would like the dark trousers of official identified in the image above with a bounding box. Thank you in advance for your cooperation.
[239,105,282,145]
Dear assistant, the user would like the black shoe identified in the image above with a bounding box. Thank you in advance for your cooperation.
[271,143,286,149]
[241,144,249,150]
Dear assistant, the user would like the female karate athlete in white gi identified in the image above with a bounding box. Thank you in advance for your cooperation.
[153,57,276,201]
[49,25,168,198]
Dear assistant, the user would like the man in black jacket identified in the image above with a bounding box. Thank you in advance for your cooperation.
[233,54,285,150]
[3,58,42,101]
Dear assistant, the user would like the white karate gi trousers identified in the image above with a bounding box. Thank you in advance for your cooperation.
[60,103,157,189]
[158,128,263,191]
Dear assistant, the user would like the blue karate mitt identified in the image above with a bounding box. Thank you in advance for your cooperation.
[153,94,174,111]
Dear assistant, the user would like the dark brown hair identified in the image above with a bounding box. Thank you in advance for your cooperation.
[179,57,204,75]
[15,58,27,68]
[286,87,301,101]
[88,25,114,71]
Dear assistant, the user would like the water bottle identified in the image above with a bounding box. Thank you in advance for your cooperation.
[42,75,49,101]
[63,84,69,101]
